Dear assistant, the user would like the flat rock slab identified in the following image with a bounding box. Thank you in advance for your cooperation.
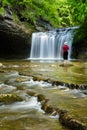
[59,63,73,67]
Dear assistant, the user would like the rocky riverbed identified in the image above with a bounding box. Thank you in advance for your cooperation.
[0,60,87,130]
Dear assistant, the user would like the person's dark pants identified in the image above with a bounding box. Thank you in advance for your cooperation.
[63,51,68,60]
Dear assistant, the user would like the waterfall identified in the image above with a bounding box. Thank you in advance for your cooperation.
[30,27,77,60]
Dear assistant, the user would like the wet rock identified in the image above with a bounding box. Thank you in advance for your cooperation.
[37,94,46,102]
[41,99,50,112]
[19,74,87,90]
[15,77,30,82]
[27,90,37,96]
[33,76,38,81]
[56,81,64,86]
[84,85,87,89]
[44,79,51,83]
[65,83,87,90]
[64,83,70,88]
[59,111,87,130]
[79,85,85,90]
[0,94,23,104]
[44,105,55,114]
[75,84,79,89]
[33,76,45,81]
[70,83,75,89]
[41,98,59,116]
[52,80,64,87]
[59,63,73,67]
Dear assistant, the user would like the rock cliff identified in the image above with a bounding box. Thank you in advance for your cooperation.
[0,12,31,59]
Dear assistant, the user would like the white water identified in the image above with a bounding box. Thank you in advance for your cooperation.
[0,97,43,113]
[30,27,77,60]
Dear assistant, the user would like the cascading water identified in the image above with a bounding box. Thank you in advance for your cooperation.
[30,27,77,60]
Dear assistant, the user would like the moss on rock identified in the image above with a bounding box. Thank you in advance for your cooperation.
[0,94,23,104]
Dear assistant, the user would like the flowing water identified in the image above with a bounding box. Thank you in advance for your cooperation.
[0,60,87,130]
[30,27,77,60]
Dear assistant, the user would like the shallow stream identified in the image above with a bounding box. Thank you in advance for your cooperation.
[0,60,87,130]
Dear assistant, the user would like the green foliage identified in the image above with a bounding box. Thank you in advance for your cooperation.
[74,15,87,45]
[1,0,87,28]
[0,7,5,15]
[1,0,9,5]
[67,0,87,24]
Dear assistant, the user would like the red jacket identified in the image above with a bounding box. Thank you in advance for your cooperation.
[62,45,69,52]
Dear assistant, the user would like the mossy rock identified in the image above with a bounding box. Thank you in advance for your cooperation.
[33,76,45,81]
[59,63,73,67]
[59,111,87,130]
[37,94,46,102]
[15,77,30,82]
[27,90,37,96]
[0,94,23,104]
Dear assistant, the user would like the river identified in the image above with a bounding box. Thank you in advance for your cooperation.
[0,60,87,130]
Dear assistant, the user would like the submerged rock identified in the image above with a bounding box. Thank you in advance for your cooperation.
[27,90,37,96]
[0,94,23,104]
